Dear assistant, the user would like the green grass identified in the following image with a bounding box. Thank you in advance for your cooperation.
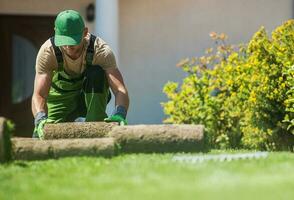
[0,151,294,200]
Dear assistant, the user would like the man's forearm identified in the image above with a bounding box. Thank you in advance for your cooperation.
[114,89,129,110]
[107,89,129,123]
[32,73,52,117]
[32,94,47,117]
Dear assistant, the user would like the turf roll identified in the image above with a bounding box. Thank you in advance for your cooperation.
[43,122,117,139]
[109,124,205,153]
[11,137,115,160]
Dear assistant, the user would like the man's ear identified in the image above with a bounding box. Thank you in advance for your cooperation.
[83,27,89,37]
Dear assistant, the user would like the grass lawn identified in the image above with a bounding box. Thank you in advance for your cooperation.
[0,151,293,200]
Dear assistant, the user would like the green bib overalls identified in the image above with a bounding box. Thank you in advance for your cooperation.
[47,34,110,123]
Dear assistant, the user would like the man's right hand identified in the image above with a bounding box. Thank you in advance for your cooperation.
[33,111,48,139]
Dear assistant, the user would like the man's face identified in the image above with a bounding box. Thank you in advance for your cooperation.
[62,42,83,59]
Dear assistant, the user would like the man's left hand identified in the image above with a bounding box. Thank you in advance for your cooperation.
[33,119,47,139]
[104,114,127,126]
[33,111,47,139]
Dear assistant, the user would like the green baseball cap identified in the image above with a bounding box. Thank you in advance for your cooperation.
[54,10,85,46]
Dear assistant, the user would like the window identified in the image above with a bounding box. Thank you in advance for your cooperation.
[12,34,37,104]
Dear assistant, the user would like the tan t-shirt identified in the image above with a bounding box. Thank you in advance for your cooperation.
[36,33,117,77]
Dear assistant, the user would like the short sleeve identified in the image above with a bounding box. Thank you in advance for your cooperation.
[35,39,58,75]
[92,37,117,70]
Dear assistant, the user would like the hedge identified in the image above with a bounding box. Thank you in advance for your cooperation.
[162,20,294,150]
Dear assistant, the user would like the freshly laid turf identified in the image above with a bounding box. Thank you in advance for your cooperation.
[0,151,293,200]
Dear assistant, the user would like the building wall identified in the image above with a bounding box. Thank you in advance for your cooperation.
[0,0,95,31]
[118,0,293,124]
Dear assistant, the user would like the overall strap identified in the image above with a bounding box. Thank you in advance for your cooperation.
[50,37,63,71]
[86,34,97,66]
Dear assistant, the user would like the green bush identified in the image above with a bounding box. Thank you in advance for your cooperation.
[162,20,294,150]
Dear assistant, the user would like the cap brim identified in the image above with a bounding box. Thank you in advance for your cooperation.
[54,33,83,46]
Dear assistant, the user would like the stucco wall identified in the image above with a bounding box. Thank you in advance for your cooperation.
[118,0,293,124]
[0,0,95,31]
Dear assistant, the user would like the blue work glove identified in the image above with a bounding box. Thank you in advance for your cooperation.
[33,111,47,139]
[104,105,128,126]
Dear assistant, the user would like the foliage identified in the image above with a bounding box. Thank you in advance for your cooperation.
[2,119,14,162]
[6,120,15,134]
[162,20,294,150]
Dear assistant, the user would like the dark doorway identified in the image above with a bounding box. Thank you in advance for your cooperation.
[0,15,55,137]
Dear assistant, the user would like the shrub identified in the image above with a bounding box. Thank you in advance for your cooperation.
[162,20,294,150]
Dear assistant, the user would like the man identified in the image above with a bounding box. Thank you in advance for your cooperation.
[32,10,129,139]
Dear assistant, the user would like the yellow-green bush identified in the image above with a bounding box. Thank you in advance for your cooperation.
[162,20,294,150]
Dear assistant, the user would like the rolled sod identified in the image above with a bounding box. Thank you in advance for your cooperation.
[109,124,205,153]
[10,137,115,161]
[1,119,206,161]
[43,122,117,139]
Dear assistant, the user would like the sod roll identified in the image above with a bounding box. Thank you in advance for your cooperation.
[10,137,115,161]
[43,122,117,139]
[1,121,206,162]
[109,124,205,153]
